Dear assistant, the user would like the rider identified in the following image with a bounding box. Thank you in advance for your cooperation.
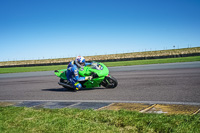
[67,56,93,91]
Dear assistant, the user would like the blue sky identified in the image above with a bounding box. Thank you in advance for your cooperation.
[0,0,200,61]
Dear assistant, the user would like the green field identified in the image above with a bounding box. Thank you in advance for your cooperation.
[0,106,199,133]
[103,56,200,67]
[0,56,200,74]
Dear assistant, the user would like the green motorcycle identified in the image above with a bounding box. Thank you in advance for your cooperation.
[54,62,118,91]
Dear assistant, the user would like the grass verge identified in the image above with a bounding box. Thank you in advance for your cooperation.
[0,56,200,74]
[103,55,200,67]
[0,106,200,133]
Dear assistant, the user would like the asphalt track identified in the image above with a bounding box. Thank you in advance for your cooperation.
[0,61,200,105]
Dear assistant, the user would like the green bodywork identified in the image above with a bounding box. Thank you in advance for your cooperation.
[54,63,109,88]
[54,69,68,80]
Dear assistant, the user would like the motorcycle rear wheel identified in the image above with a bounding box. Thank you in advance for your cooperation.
[60,79,74,89]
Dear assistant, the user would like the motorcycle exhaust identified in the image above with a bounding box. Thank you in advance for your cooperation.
[58,82,73,88]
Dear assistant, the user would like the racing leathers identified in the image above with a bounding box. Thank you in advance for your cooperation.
[66,61,92,90]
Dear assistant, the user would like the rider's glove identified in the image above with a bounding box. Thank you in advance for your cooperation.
[86,76,93,80]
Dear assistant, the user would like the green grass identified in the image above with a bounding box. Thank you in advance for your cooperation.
[0,106,200,133]
[103,56,200,67]
[0,56,200,74]
[0,65,67,74]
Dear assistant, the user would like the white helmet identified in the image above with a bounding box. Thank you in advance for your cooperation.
[75,56,85,68]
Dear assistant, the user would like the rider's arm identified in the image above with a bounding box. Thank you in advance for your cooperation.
[85,62,92,66]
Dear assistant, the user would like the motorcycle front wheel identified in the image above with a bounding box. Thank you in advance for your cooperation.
[101,76,118,88]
